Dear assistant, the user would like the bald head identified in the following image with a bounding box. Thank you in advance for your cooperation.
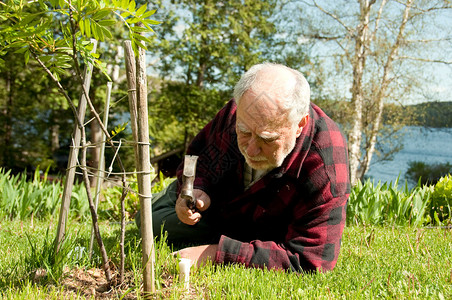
[233,63,311,124]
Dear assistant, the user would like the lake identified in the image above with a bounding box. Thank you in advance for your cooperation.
[365,126,452,187]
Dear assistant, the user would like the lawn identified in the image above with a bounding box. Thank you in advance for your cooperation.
[1,170,451,298]
[0,218,450,299]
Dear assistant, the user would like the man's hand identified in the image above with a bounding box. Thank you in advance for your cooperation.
[175,244,218,267]
[175,189,211,225]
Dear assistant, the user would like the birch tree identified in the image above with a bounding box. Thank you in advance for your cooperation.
[297,0,452,184]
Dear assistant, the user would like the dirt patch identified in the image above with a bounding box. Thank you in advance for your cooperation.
[33,267,137,299]
[32,267,197,299]
[60,267,126,299]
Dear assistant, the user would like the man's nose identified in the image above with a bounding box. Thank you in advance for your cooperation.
[246,137,261,157]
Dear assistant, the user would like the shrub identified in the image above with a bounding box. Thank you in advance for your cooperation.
[427,174,452,223]
[405,161,452,186]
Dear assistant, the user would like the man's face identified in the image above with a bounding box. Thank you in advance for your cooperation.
[235,90,306,170]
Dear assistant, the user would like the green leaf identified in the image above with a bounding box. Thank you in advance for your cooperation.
[130,26,148,33]
[133,39,147,51]
[92,22,102,41]
[100,26,112,39]
[143,19,161,26]
[59,63,72,69]
[98,19,116,26]
[142,10,157,18]
[93,9,111,20]
[20,15,36,26]
[24,50,30,65]
[136,4,147,17]
[84,18,91,37]
[38,0,49,9]
[132,33,152,43]
[79,18,85,35]
[14,47,29,54]
[84,42,94,51]
[120,0,129,10]
[120,11,131,18]
[128,0,136,12]
[126,17,140,24]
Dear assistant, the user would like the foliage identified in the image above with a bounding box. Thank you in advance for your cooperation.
[0,0,160,174]
[405,161,452,186]
[347,178,433,227]
[0,0,159,68]
[405,101,452,128]
[427,174,452,223]
[0,167,89,221]
[153,0,276,89]
[150,83,229,152]
[146,0,308,154]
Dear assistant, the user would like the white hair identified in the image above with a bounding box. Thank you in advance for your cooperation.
[233,62,310,124]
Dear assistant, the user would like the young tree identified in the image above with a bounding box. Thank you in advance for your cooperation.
[0,0,159,288]
[296,0,452,183]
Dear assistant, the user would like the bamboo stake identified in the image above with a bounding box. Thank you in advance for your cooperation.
[89,81,112,258]
[55,39,97,253]
[123,40,155,295]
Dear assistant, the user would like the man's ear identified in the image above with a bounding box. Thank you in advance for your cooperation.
[296,115,309,137]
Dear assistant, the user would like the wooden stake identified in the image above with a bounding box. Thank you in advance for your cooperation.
[123,40,156,295]
[89,81,112,258]
[55,39,97,253]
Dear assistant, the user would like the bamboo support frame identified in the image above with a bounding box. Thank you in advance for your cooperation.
[89,81,112,258]
[55,39,97,252]
[123,40,156,295]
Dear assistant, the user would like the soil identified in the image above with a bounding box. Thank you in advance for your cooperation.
[33,267,180,299]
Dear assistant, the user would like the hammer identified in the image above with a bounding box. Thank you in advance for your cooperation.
[180,155,199,211]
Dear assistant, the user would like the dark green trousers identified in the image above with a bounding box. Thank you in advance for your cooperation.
[135,180,219,245]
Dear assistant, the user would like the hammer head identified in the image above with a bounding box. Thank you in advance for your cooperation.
[180,155,198,210]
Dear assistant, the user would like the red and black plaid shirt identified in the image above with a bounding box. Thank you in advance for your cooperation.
[178,99,350,272]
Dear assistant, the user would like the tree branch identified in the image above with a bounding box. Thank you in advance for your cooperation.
[397,56,452,64]
[312,0,354,34]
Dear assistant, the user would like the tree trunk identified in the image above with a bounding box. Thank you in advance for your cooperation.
[348,0,375,185]
[357,0,413,180]
[51,123,60,152]
[2,69,13,166]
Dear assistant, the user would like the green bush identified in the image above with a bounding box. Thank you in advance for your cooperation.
[427,174,452,223]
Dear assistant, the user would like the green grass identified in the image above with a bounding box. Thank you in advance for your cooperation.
[1,218,450,299]
[1,169,450,298]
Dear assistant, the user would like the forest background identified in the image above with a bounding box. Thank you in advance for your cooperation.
[1,0,451,185]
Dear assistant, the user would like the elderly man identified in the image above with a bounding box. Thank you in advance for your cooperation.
[147,63,350,272]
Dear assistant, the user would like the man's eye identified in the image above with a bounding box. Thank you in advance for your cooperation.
[263,137,277,144]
